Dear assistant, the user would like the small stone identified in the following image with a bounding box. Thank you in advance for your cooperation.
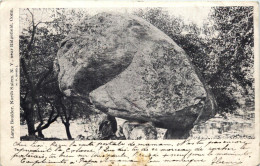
[122,121,157,140]
[81,110,117,140]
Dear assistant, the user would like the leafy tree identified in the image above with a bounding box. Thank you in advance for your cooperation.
[20,8,90,138]
[207,7,254,112]
[20,8,60,136]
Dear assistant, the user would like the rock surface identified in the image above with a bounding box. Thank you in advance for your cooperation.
[77,109,117,140]
[57,13,139,97]
[122,121,157,140]
[57,12,216,131]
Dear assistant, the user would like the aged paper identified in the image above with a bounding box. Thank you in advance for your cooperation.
[0,0,259,166]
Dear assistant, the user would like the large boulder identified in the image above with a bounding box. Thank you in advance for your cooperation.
[56,12,216,131]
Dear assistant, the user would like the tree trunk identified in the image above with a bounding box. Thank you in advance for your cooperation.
[37,129,44,138]
[64,122,72,140]
[24,106,35,136]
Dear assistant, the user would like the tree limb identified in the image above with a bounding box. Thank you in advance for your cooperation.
[20,58,34,90]
[35,65,53,90]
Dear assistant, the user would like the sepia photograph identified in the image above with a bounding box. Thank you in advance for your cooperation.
[19,7,255,141]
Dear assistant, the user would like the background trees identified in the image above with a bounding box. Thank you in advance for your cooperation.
[207,7,254,112]
[20,8,90,139]
[20,9,60,136]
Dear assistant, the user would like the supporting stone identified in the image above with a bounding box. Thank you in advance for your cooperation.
[122,121,157,140]
[163,128,192,139]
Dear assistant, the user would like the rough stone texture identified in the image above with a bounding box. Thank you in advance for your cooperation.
[57,12,216,131]
[57,13,139,97]
[122,121,157,140]
[77,109,117,140]
[115,124,125,138]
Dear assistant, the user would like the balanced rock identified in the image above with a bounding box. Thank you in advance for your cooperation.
[56,12,216,131]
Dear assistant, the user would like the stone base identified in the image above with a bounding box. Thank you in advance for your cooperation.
[122,121,157,140]
[163,128,191,139]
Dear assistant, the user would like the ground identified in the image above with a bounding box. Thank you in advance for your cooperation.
[20,108,254,140]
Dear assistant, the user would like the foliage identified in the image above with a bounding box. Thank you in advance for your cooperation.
[207,7,254,112]
[20,8,91,138]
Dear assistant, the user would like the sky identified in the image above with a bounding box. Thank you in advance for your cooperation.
[87,7,213,27]
[20,7,213,35]
[166,7,212,27]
